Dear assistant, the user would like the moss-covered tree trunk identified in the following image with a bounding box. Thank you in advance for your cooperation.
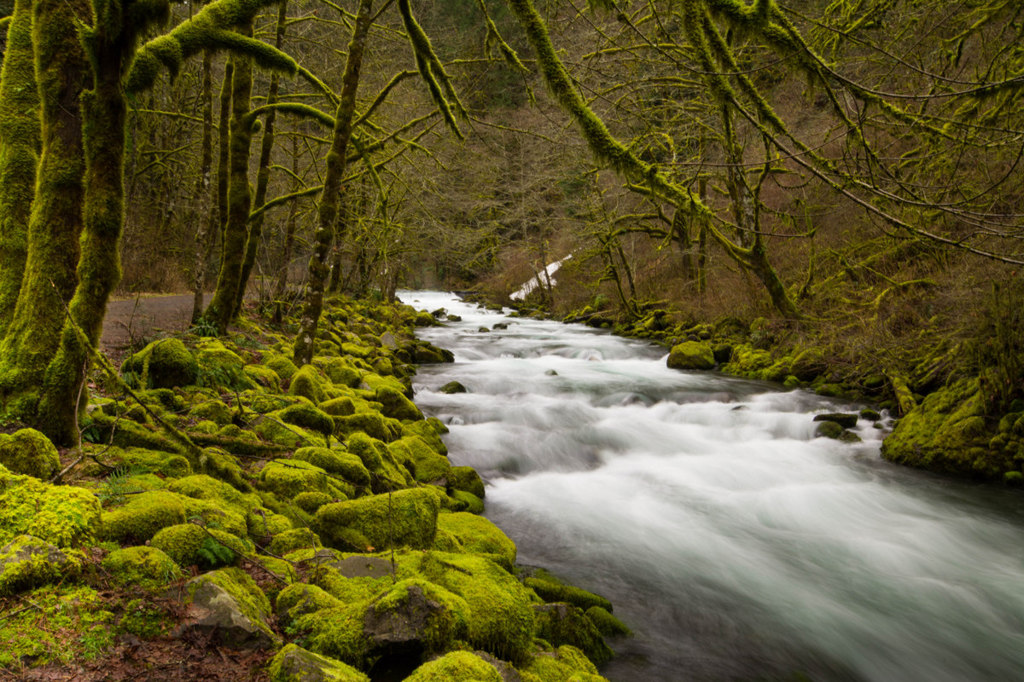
[293,0,374,367]
[37,15,134,443]
[0,0,89,425]
[205,29,256,335]
[214,59,233,279]
[0,0,40,337]
[234,0,288,317]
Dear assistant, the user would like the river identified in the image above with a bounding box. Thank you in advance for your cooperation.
[398,290,1024,681]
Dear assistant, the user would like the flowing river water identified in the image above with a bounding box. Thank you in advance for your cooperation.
[398,291,1024,681]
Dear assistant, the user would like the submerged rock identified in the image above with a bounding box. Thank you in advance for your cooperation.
[813,412,858,429]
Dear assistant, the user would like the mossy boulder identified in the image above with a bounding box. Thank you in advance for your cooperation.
[813,412,858,429]
[667,341,715,371]
[0,468,100,548]
[585,605,631,637]
[196,341,256,390]
[121,338,198,389]
[882,378,1005,477]
[405,651,502,682]
[101,546,184,590]
[346,433,414,492]
[319,357,363,388]
[265,353,300,383]
[290,364,330,403]
[0,535,79,596]
[522,645,604,681]
[101,490,187,543]
[336,411,402,443]
[375,386,423,421]
[363,578,470,654]
[294,447,370,487]
[437,513,515,566]
[525,572,613,613]
[388,436,449,483]
[419,552,535,663]
[446,466,485,499]
[533,603,613,666]
[316,488,440,551]
[439,381,467,395]
[189,399,234,425]
[259,459,349,501]
[814,420,845,440]
[151,523,247,568]
[321,396,357,416]
[278,401,336,437]
[179,567,279,649]
[269,528,323,556]
[276,582,345,622]
[0,428,60,479]
[268,643,369,682]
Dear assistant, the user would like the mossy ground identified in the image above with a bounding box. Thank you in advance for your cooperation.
[0,295,621,680]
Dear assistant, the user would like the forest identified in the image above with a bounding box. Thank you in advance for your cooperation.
[0,0,1022,679]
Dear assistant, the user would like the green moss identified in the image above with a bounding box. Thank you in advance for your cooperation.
[252,417,322,449]
[0,585,116,669]
[101,546,183,591]
[0,428,60,479]
[346,432,414,491]
[290,364,329,403]
[293,602,370,666]
[318,356,363,387]
[278,401,336,437]
[321,396,357,416]
[367,578,471,653]
[121,338,198,389]
[585,605,631,637]
[101,490,187,543]
[295,490,335,513]
[448,490,484,514]
[388,436,450,483]
[437,512,515,565]
[533,603,612,666]
[0,535,80,596]
[316,488,440,550]
[405,651,502,681]
[265,352,300,382]
[189,399,234,425]
[525,572,613,613]
[336,411,403,443]
[520,645,604,681]
[267,643,369,682]
[667,341,716,370]
[0,464,101,547]
[196,341,256,390]
[295,446,370,486]
[244,364,281,390]
[150,523,246,568]
[374,386,422,421]
[259,458,349,500]
[269,528,322,555]
[419,552,535,663]
[447,466,485,499]
[117,598,171,639]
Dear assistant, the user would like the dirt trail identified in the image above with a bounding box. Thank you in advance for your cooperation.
[100,294,199,351]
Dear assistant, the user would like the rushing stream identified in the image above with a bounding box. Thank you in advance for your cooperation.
[398,291,1024,681]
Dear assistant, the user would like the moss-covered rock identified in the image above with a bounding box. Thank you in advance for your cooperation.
[363,578,470,654]
[269,528,322,556]
[295,491,335,514]
[101,490,187,543]
[0,428,60,479]
[814,420,845,439]
[437,513,515,566]
[290,364,330,403]
[882,378,1006,477]
[533,603,612,666]
[293,602,371,666]
[316,489,440,551]
[196,341,256,390]
[151,523,246,568]
[439,381,467,395]
[346,433,414,492]
[267,643,369,682]
[0,464,100,544]
[101,546,184,590]
[446,466,485,499]
[265,353,300,383]
[667,341,715,371]
[388,436,449,483]
[0,535,79,596]
[405,651,502,681]
[336,411,402,443]
[179,567,279,649]
[525,572,613,613]
[319,357,363,388]
[321,396,357,416]
[585,605,631,637]
[295,447,370,487]
[375,386,423,421]
[276,582,344,622]
[121,338,199,389]
[278,401,336,437]
[259,459,349,501]
[188,399,234,425]
[521,645,605,681]
[447,490,485,515]
[244,364,281,391]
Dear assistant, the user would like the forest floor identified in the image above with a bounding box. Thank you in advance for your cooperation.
[101,294,199,354]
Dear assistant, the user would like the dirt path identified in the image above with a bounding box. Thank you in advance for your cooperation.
[101,293,200,352]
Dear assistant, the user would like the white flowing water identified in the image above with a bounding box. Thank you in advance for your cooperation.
[398,291,1024,681]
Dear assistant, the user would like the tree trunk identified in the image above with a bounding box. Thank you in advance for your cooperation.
[234,0,289,316]
[0,0,88,428]
[0,0,40,337]
[293,0,374,367]
[205,30,255,335]
[214,59,233,276]
[191,50,215,324]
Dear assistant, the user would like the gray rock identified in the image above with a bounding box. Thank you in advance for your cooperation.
[0,535,75,596]
[268,643,368,681]
[175,568,279,649]
[813,412,858,429]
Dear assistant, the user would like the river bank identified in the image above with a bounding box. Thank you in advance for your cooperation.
[0,295,620,681]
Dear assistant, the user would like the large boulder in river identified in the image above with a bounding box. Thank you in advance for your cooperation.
[667,341,715,371]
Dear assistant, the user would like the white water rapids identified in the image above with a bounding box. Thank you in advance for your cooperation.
[399,291,1024,681]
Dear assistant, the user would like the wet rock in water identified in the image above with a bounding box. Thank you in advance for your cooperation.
[440,381,467,394]
[493,322,509,330]
[545,370,558,376]
[533,603,612,666]
[814,420,845,439]
[478,327,491,333]
[447,314,462,322]
[813,412,858,429]
[860,408,882,421]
